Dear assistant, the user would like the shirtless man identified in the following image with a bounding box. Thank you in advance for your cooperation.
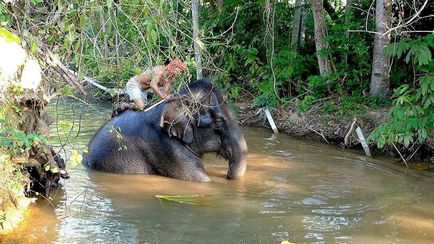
[121,59,186,110]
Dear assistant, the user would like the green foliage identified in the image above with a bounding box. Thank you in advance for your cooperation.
[320,15,372,96]
[369,35,434,149]
[203,2,313,107]
[307,75,328,98]
[0,6,12,27]
[0,110,47,155]
[320,101,336,114]
[0,107,40,224]
[296,95,315,113]
[384,35,433,66]
[253,79,280,108]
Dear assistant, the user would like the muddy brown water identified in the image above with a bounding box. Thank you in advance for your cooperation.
[2,100,434,244]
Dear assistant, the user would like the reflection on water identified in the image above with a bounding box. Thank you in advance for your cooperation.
[2,99,434,244]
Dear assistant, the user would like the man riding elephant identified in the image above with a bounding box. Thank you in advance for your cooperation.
[112,59,186,117]
[85,79,247,182]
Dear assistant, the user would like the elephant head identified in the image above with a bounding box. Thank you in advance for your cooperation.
[159,79,247,179]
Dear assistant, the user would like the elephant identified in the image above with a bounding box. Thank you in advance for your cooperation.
[84,79,247,182]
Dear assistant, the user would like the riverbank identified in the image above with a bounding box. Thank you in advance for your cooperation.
[0,176,34,236]
[236,99,434,169]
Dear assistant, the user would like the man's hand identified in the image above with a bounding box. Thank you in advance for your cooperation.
[120,102,130,110]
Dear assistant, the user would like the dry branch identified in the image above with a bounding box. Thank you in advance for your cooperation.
[344,118,357,146]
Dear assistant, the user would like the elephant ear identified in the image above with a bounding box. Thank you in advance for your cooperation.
[160,100,194,144]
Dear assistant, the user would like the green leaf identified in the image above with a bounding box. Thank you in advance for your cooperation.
[417,46,431,65]
[419,128,428,142]
[50,166,59,173]
[58,120,73,132]
[14,130,27,144]
[79,14,87,28]
[155,194,206,205]
[106,0,113,9]
[405,50,412,63]
[69,149,82,168]
[0,28,21,44]
[403,134,413,148]
[423,95,432,109]
[31,39,38,53]
[1,139,13,147]
[377,135,386,149]
[420,79,429,96]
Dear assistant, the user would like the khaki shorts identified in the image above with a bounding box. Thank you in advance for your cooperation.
[125,77,148,102]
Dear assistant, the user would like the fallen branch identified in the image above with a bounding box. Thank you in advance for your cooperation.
[405,143,422,162]
[309,127,329,144]
[392,142,409,168]
[69,70,124,96]
[34,38,85,94]
[344,118,357,146]
[241,109,261,123]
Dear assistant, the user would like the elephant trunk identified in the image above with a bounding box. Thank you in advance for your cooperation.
[221,126,247,179]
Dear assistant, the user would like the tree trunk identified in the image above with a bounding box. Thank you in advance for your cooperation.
[113,4,120,65]
[217,0,223,12]
[208,0,217,12]
[290,0,304,48]
[300,6,307,47]
[370,0,392,96]
[192,0,203,79]
[311,0,332,76]
[344,0,352,65]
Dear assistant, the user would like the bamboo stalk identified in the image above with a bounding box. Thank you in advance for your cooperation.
[356,127,371,157]
[144,99,166,112]
[264,108,279,134]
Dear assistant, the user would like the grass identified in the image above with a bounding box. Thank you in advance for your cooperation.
[155,194,207,205]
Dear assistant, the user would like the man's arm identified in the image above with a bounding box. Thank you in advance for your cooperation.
[149,70,168,99]
[162,80,172,98]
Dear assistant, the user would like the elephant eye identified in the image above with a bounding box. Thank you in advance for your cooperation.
[212,118,223,129]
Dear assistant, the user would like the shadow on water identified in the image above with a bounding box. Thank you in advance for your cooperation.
[2,99,434,244]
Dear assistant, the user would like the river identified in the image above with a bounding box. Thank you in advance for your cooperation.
[2,99,434,243]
